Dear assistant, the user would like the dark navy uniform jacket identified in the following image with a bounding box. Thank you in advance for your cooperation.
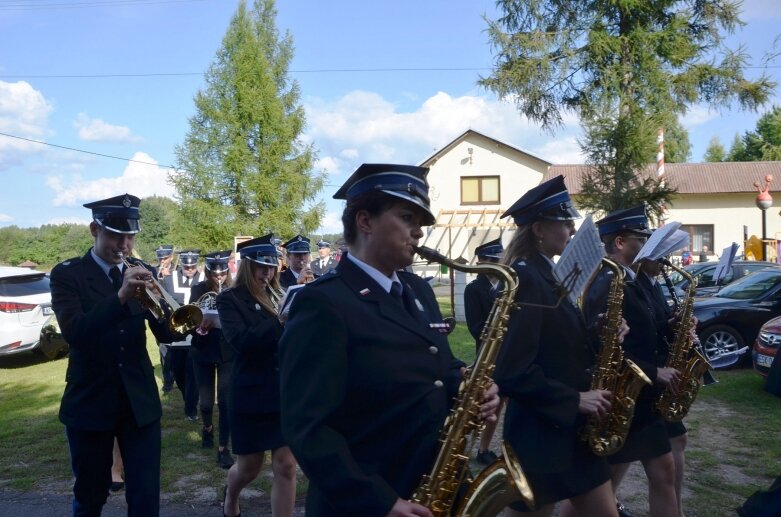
[50,251,174,430]
[494,253,594,472]
[310,256,338,277]
[584,265,663,425]
[279,268,298,290]
[216,284,283,415]
[189,281,232,365]
[279,255,465,517]
[463,273,495,349]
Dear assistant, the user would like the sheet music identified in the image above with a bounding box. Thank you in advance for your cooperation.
[633,221,681,264]
[713,243,739,283]
[657,229,689,259]
[553,215,605,306]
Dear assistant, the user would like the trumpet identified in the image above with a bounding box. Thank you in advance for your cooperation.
[120,255,203,335]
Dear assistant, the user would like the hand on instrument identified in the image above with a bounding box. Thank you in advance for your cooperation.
[386,499,433,517]
[617,318,629,343]
[297,268,315,284]
[655,367,681,394]
[118,265,153,305]
[196,318,215,335]
[479,382,501,422]
[579,389,612,419]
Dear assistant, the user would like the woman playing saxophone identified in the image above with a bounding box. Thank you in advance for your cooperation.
[494,176,622,517]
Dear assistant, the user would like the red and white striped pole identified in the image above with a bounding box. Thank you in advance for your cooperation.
[657,128,666,225]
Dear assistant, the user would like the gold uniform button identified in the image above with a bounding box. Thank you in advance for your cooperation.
[434,380,444,388]
[429,346,438,354]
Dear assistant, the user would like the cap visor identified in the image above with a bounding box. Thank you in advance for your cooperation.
[381,190,435,226]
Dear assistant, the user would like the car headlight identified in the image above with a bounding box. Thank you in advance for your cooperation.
[758,331,781,348]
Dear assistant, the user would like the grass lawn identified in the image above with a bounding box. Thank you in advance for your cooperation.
[1,300,780,515]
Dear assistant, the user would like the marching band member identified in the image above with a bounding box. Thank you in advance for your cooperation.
[310,240,337,277]
[279,163,500,517]
[279,235,314,289]
[218,234,297,517]
[494,177,619,517]
[464,237,505,467]
[583,206,680,517]
[163,249,201,420]
[155,244,176,394]
[50,194,175,516]
[189,250,235,469]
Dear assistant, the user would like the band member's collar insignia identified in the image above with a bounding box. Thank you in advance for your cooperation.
[360,288,370,295]
[255,303,261,311]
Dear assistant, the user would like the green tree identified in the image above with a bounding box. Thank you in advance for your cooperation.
[482,0,774,217]
[136,196,178,260]
[172,0,324,251]
[727,106,781,161]
[704,136,726,162]
[661,118,691,164]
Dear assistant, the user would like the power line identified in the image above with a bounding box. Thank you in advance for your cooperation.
[0,131,177,169]
[0,0,205,10]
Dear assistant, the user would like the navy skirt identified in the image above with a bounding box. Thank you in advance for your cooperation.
[230,411,285,455]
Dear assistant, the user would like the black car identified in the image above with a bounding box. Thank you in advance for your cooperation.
[694,268,781,368]
[664,260,781,302]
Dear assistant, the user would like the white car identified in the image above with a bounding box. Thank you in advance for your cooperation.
[0,267,67,358]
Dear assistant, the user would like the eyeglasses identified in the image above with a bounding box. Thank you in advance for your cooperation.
[183,265,197,269]
[624,236,648,244]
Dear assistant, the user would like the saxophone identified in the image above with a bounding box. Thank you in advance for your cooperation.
[583,259,652,456]
[411,245,534,517]
[656,260,713,421]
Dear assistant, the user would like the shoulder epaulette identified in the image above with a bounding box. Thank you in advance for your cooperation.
[56,256,82,269]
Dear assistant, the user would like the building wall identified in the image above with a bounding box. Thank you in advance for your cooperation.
[666,193,781,257]
[426,132,548,218]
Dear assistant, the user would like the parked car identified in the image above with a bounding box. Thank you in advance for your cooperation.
[664,260,781,303]
[0,267,68,359]
[753,315,781,377]
[694,268,781,368]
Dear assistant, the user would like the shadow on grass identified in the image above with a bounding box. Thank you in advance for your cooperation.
[0,351,66,370]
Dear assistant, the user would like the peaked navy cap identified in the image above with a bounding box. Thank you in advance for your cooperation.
[155,245,174,259]
[334,163,435,226]
[596,205,651,237]
[83,193,141,234]
[501,176,579,225]
[283,234,311,254]
[238,233,279,267]
[204,250,232,273]
[317,240,331,248]
[179,250,201,266]
[475,238,504,260]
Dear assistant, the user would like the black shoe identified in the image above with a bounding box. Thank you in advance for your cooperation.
[475,449,499,466]
[109,481,124,492]
[222,484,241,517]
[161,382,173,394]
[616,502,635,517]
[185,414,198,422]
[202,427,215,448]
[217,448,235,469]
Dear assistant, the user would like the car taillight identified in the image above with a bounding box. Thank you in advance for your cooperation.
[0,302,37,313]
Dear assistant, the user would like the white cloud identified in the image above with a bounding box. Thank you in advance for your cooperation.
[680,106,720,129]
[533,137,585,164]
[47,152,175,206]
[316,210,344,234]
[74,113,142,143]
[314,156,341,176]
[304,90,569,177]
[0,213,13,222]
[0,80,53,168]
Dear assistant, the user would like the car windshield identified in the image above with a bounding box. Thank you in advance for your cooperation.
[716,270,781,300]
[668,263,711,286]
[0,274,50,296]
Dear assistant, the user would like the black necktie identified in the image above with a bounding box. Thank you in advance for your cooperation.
[391,281,418,319]
[109,266,123,292]
[390,281,403,302]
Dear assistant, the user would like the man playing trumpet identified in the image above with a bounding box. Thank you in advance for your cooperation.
[50,193,177,516]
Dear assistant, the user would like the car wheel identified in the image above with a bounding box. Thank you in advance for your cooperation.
[700,325,745,368]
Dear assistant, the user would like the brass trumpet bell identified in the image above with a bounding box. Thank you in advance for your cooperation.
[170,304,203,335]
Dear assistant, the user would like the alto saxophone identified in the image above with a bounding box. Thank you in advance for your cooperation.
[411,246,534,517]
[656,260,712,421]
[583,259,652,456]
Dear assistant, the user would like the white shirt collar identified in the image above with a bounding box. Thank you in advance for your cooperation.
[346,253,401,294]
[91,248,121,279]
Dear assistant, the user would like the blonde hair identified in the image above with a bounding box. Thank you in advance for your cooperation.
[234,259,280,314]
[501,224,538,266]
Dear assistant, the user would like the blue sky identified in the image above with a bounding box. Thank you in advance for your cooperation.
[1,0,780,235]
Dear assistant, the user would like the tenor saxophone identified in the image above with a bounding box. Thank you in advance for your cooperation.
[411,246,534,517]
[583,259,652,456]
[656,260,712,421]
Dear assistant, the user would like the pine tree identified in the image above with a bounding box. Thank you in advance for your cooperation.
[727,106,781,161]
[704,137,726,162]
[172,0,324,250]
[482,0,774,217]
